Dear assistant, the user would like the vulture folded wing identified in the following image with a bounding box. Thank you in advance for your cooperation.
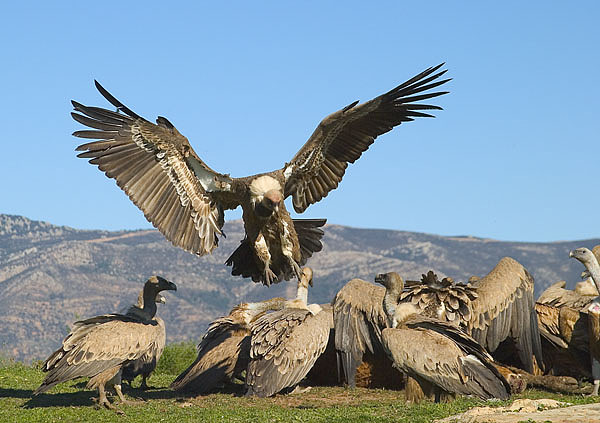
[246,308,332,397]
[283,64,450,213]
[468,257,543,373]
[171,331,249,393]
[72,81,241,256]
[35,315,162,394]
[538,281,595,310]
[535,303,569,349]
[382,317,510,400]
[122,316,166,383]
[332,279,388,387]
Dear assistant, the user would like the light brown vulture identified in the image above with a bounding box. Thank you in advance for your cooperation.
[570,247,600,395]
[333,258,542,389]
[121,292,166,390]
[376,272,510,402]
[245,268,333,397]
[71,65,449,285]
[535,301,591,380]
[169,296,287,394]
[33,276,177,410]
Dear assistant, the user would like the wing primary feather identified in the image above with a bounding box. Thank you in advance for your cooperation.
[94,80,145,121]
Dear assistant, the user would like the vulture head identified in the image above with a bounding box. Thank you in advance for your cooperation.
[146,275,178,293]
[570,247,595,266]
[250,175,283,218]
[374,272,404,292]
[301,267,314,287]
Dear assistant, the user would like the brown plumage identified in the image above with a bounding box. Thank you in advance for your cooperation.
[569,247,600,395]
[332,277,400,388]
[535,301,591,379]
[72,65,449,285]
[245,268,333,397]
[170,297,287,394]
[376,274,510,402]
[333,258,543,389]
[121,292,166,390]
[400,259,542,373]
[33,276,177,410]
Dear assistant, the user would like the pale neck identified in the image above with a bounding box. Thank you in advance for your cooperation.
[296,284,309,305]
[584,256,600,297]
[383,284,402,327]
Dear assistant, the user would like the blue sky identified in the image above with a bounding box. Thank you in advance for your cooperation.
[1,2,598,242]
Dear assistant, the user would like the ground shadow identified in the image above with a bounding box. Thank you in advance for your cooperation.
[23,391,95,408]
[0,387,34,399]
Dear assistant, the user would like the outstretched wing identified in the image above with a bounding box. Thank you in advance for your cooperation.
[469,257,543,373]
[72,81,241,256]
[283,64,450,213]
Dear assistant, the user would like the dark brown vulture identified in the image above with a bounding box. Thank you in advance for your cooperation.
[33,276,177,410]
[376,273,510,402]
[170,296,287,394]
[245,268,333,397]
[71,65,449,285]
[333,257,542,391]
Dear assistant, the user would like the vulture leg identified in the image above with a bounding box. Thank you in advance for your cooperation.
[139,374,150,390]
[592,358,600,396]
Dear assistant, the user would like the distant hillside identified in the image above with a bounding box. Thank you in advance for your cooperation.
[0,214,597,362]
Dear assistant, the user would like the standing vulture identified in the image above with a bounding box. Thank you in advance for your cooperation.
[376,272,510,402]
[121,292,166,390]
[569,247,600,395]
[33,276,177,410]
[245,268,333,397]
[71,65,449,285]
[170,296,287,394]
[333,257,542,390]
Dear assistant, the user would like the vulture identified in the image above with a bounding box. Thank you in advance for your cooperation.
[71,65,449,285]
[245,267,334,397]
[33,276,177,410]
[376,272,510,402]
[333,257,542,390]
[170,296,287,394]
[121,292,166,390]
[569,247,600,395]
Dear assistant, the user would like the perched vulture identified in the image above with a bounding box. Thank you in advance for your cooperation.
[333,257,542,390]
[569,247,600,395]
[33,276,177,410]
[376,273,510,402]
[121,292,166,390]
[170,296,287,394]
[535,301,591,380]
[332,277,401,388]
[71,65,449,285]
[245,268,333,397]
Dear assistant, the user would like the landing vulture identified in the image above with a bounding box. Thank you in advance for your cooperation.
[376,272,510,402]
[245,268,333,397]
[333,257,542,390]
[33,276,177,410]
[121,292,166,390]
[170,296,287,394]
[72,65,449,285]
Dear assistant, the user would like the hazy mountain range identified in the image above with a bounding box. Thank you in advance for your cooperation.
[0,213,597,362]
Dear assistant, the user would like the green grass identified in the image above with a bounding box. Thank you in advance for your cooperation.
[1,343,599,423]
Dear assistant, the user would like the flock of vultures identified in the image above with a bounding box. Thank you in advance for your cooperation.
[29,64,600,411]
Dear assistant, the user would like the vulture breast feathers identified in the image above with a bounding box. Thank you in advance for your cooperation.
[72,64,449,285]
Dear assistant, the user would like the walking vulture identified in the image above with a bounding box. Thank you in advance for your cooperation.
[71,65,449,285]
[33,276,177,410]
[376,272,510,402]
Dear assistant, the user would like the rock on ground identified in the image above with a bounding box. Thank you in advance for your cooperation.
[437,399,600,423]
